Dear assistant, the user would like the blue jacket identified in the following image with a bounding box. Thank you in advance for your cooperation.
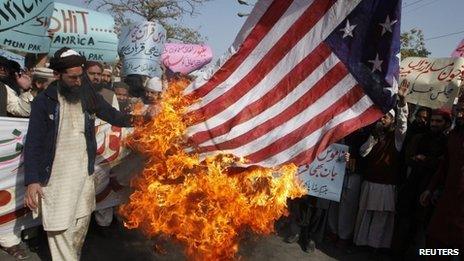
[24,82,132,185]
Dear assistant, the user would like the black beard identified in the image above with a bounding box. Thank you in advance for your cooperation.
[58,81,81,104]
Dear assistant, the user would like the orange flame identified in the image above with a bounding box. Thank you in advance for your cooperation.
[120,78,305,260]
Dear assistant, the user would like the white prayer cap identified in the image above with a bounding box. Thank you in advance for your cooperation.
[146,77,163,92]
[32,67,55,79]
[387,109,395,118]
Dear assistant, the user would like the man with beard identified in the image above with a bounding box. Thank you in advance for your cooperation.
[30,67,56,97]
[84,61,118,108]
[101,66,113,89]
[23,48,134,260]
[394,109,451,258]
[353,84,409,251]
[420,97,464,257]
[143,77,163,117]
[114,82,131,114]
[0,56,33,117]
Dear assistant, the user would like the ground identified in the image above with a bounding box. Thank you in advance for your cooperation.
[0,216,392,261]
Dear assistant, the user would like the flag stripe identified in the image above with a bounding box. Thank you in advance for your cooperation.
[187,0,337,124]
[255,94,376,166]
[188,0,362,131]
[287,106,382,166]
[185,0,296,98]
[197,63,350,153]
[245,85,366,162]
[196,52,340,148]
[189,43,332,145]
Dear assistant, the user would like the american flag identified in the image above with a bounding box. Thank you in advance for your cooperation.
[185,0,401,167]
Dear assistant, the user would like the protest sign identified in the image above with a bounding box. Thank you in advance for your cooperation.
[0,0,54,53]
[118,21,166,77]
[48,2,118,63]
[0,117,135,235]
[162,43,213,74]
[451,39,464,58]
[400,57,464,109]
[297,144,348,202]
[0,50,25,69]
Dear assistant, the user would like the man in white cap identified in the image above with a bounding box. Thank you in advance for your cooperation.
[353,82,409,251]
[31,67,56,97]
[143,76,163,117]
[24,47,135,261]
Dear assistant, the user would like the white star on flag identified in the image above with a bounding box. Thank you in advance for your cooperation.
[368,54,383,72]
[340,20,357,38]
[379,15,397,36]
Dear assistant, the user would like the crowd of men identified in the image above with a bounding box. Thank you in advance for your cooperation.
[0,46,463,261]
[0,47,163,260]
[280,84,464,259]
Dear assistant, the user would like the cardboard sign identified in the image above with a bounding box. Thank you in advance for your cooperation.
[0,50,25,69]
[162,43,213,74]
[451,39,464,58]
[0,0,54,53]
[48,3,118,63]
[400,57,464,109]
[297,144,348,202]
[118,21,166,77]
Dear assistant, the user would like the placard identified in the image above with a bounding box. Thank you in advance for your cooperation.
[48,3,118,63]
[297,144,348,202]
[118,21,166,77]
[400,57,464,109]
[162,43,213,74]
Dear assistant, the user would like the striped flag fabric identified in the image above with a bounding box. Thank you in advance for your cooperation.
[185,0,401,167]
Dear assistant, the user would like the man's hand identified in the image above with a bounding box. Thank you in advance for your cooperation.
[419,190,431,207]
[25,183,44,210]
[397,79,409,107]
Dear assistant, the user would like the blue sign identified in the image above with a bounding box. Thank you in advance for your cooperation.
[0,50,25,69]
[48,3,118,63]
[0,0,54,53]
[118,21,166,77]
[297,144,348,202]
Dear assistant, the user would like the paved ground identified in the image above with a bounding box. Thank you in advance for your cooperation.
[0,217,392,261]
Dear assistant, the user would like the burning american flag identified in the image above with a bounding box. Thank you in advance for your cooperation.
[186,0,401,167]
[121,0,402,259]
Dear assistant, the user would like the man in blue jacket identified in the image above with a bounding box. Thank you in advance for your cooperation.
[23,48,134,261]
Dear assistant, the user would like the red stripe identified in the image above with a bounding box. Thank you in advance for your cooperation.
[188,0,295,99]
[190,43,332,145]
[188,0,337,125]
[287,106,382,166]
[196,63,349,153]
[245,85,366,163]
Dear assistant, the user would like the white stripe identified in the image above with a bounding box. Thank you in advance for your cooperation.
[194,53,340,146]
[185,0,315,97]
[187,0,361,133]
[231,0,276,50]
[198,73,357,157]
[256,95,375,167]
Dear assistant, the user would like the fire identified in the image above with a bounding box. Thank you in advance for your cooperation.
[120,77,305,260]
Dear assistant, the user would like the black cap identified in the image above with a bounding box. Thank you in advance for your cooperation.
[49,47,86,71]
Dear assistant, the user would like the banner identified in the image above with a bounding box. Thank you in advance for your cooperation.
[297,144,348,202]
[118,21,166,77]
[0,50,25,69]
[48,2,118,63]
[451,39,464,58]
[400,57,464,109]
[0,117,138,235]
[0,0,54,53]
[162,43,213,74]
